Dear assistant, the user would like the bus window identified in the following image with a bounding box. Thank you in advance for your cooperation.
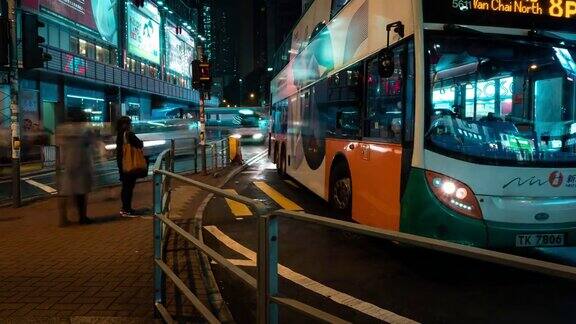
[323,63,362,139]
[366,46,404,143]
[330,0,348,18]
[426,34,576,165]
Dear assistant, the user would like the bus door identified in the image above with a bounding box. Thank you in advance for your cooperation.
[351,45,412,231]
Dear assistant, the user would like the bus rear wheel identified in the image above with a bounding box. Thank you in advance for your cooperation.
[330,162,352,221]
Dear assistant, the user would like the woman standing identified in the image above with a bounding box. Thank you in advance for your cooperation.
[116,116,144,216]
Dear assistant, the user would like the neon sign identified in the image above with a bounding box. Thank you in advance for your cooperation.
[453,0,576,18]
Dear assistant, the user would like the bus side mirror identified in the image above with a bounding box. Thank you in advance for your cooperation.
[378,49,395,78]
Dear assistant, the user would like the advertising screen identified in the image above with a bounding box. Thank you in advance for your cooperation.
[166,26,194,76]
[22,0,118,45]
[127,2,160,64]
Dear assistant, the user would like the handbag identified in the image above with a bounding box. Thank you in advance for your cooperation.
[122,132,148,178]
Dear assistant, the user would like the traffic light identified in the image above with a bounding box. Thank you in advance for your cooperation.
[21,12,51,69]
[192,59,212,92]
[0,0,8,66]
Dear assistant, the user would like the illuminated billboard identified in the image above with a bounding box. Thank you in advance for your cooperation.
[166,26,194,76]
[22,0,118,45]
[127,2,160,64]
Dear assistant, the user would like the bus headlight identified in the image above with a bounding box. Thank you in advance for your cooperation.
[425,171,483,220]
[252,133,263,140]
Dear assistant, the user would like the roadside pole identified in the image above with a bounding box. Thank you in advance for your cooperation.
[199,95,207,175]
[193,46,210,175]
[8,0,20,207]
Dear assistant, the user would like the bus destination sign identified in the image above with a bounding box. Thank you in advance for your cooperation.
[453,0,575,18]
[424,0,576,32]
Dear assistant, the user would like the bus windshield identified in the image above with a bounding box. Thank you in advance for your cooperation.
[426,32,576,166]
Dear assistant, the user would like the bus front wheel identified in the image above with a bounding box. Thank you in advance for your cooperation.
[330,162,352,221]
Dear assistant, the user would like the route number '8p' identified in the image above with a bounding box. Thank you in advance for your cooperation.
[549,0,576,18]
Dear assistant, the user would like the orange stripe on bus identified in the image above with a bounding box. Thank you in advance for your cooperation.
[325,138,402,231]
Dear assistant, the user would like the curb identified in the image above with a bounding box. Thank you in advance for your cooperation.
[194,150,268,323]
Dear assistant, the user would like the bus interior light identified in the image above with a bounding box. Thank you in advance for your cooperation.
[252,133,263,140]
[425,171,483,220]
[231,134,242,139]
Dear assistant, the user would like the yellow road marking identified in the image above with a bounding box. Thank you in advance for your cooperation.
[253,182,303,211]
[224,189,253,217]
[204,225,418,323]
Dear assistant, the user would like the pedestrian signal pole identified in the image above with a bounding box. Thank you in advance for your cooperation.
[199,93,206,174]
[8,0,20,207]
[192,47,212,174]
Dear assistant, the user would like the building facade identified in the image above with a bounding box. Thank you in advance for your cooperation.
[0,0,203,154]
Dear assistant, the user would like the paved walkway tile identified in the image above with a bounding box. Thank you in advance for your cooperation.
[0,184,155,322]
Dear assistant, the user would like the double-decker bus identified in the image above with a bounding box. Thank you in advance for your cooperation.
[269,0,576,248]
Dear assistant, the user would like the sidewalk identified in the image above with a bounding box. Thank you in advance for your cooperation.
[0,163,239,323]
[0,180,157,322]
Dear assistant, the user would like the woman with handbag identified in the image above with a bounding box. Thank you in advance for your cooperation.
[116,116,145,217]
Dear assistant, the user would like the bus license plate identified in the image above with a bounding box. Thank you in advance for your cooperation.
[515,234,564,247]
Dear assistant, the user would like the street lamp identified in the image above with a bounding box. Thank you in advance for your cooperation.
[250,93,255,99]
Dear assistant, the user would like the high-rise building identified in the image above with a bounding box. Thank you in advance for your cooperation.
[200,1,214,60]
[199,0,238,100]
[213,9,237,81]
[254,0,267,71]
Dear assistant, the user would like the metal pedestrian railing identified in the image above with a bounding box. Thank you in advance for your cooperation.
[152,146,263,323]
[152,155,576,323]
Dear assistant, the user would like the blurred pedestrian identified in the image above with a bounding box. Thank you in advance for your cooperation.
[56,110,96,225]
[116,116,144,216]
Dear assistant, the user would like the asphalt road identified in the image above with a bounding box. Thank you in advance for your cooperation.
[202,149,576,323]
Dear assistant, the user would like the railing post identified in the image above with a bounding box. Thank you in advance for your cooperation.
[216,141,220,169]
[220,139,226,168]
[170,139,175,172]
[214,144,218,169]
[218,141,222,168]
[56,146,67,227]
[201,144,207,175]
[193,138,198,174]
[211,144,216,170]
[153,171,165,315]
[225,137,230,166]
[257,214,279,324]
